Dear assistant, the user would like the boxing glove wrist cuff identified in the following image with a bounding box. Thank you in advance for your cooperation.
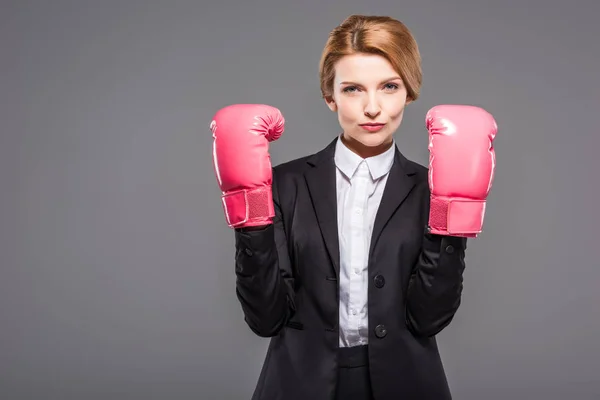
[428,195,486,237]
[221,186,275,228]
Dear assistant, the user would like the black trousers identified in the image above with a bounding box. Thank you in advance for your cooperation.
[335,344,374,400]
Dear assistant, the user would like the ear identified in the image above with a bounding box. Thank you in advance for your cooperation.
[325,96,337,112]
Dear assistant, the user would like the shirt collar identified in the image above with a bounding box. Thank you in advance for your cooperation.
[334,135,395,181]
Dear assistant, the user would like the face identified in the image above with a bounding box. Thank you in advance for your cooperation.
[326,53,410,158]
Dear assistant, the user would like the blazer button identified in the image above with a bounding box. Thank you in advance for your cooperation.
[445,245,454,254]
[244,248,253,256]
[374,274,385,288]
[375,324,387,338]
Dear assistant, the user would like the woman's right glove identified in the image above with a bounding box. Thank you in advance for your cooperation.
[210,104,285,229]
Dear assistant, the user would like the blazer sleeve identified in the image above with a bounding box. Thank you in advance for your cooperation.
[232,169,296,337]
[405,183,468,337]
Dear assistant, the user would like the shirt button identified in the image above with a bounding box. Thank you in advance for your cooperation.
[354,268,360,275]
[351,309,357,315]
[445,245,454,254]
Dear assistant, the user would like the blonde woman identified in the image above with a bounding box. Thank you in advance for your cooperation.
[211,14,497,400]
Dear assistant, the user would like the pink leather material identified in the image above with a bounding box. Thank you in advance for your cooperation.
[221,186,275,228]
[426,104,497,237]
[210,104,284,228]
[428,196,484,237]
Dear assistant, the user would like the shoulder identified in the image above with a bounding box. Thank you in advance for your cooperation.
[272,154,311,187]
[270,153,314,201]
[272,139,334,182]
[273,154,313,176]
[413,162,430,194]
[272,137,337,179]
[392,151,432,213]
[408,159,428,180]
[397,151,430,192]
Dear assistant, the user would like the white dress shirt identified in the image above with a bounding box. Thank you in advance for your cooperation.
[334,136,395,348]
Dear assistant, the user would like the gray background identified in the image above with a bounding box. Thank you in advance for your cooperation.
[1,0,599,399]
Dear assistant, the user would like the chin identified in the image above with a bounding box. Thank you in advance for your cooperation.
[353,132,391,147]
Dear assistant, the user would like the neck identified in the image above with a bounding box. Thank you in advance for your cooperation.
[340,134,393,159]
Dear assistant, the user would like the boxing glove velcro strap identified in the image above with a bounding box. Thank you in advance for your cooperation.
[429,196,486,236]
[221,186,275,228]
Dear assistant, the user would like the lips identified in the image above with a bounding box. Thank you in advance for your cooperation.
[359,123,386,132]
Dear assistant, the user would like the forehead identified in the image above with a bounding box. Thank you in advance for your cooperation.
[333,53,398,82]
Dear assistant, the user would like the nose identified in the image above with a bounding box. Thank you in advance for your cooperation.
[364,93,381,119]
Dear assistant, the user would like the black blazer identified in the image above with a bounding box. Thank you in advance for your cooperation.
[233,137,468,400]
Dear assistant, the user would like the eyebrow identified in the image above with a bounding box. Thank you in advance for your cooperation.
[339,77,402,85]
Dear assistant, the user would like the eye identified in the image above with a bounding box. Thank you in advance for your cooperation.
[383,83,399,91]
[342,86,359,93]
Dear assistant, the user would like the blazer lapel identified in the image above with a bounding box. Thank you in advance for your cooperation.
[303,139,420,279]
[304,138,340,278]
[369,147,419,258]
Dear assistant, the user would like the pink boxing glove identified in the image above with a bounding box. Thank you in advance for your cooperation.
[210,104,284,228]
[426,104,497,237]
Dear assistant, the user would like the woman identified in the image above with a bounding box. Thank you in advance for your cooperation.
[210,14,496,400]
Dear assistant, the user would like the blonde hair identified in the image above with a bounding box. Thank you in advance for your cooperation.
[319,15,422,102]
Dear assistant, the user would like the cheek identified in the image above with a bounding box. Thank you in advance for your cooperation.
[385,99,407,119]
[336,99,360,123]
